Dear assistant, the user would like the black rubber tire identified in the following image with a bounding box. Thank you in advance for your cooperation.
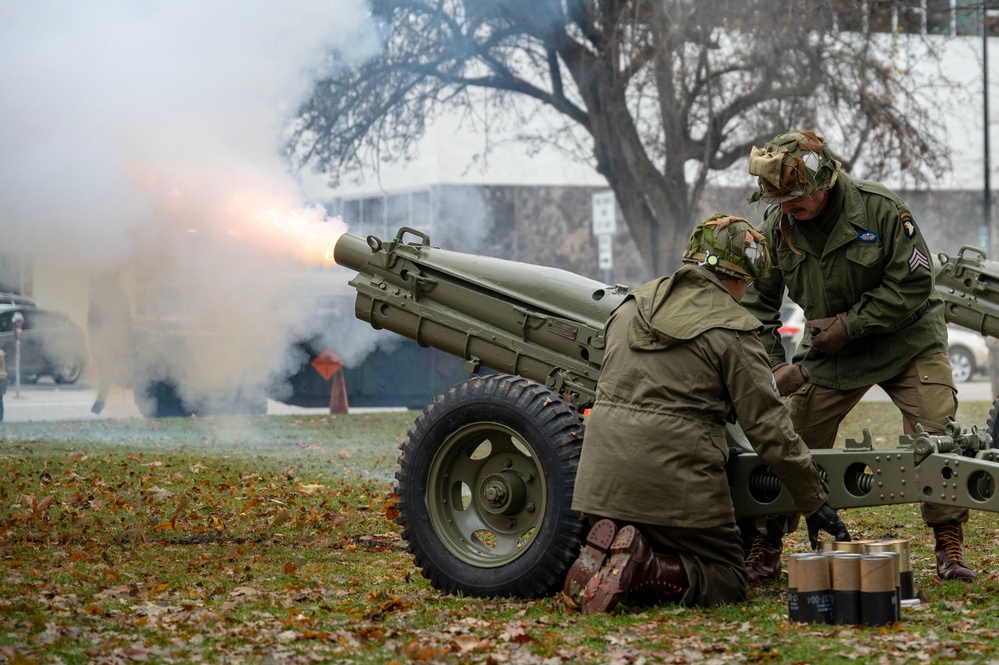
[52,359,84,384]
[987,394,999,445]
[135,380,193,418]
[395,374,586,598]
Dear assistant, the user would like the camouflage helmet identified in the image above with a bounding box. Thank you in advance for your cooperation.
[747,130,841,204]
[682,214,771,281]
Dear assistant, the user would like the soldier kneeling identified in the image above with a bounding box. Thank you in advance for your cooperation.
[563,215,849,613]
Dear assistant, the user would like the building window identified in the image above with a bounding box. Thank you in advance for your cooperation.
[898,1,928,33]
[333,189,435,240]
[829,0,999,36]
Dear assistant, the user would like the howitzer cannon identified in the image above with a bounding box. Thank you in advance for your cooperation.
[334,227,999,599]
[936,245,999,341]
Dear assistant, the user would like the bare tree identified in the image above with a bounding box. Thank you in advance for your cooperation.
[288,0,954,275]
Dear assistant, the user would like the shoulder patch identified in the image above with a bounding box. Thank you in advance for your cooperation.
[908,246,931,273]
[902,219,917,239]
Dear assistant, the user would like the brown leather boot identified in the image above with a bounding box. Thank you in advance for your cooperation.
[744,531,783,583]
[562,519,617,611]
[934,521,975,581]
[582,525,689,615]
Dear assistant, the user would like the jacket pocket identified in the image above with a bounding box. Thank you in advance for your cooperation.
[844,243,882,268]
[915,353,956,388]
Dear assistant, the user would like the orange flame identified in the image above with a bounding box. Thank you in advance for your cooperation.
[127,165,348,266]
[218,192,347,265]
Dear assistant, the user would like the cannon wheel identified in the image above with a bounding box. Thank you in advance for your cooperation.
[395,374,586,598]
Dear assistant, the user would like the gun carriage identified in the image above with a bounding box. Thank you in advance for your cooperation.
[335,228,999,599]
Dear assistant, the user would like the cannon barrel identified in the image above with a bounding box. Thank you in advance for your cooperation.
[333,227,629,408]
[936,246,999,338]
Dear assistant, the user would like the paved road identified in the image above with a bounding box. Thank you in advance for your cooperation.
[0,376,994,423]
[0,378,384,423]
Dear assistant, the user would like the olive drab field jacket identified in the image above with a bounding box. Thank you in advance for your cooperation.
[572,265,828,528]
[742,172,949,391]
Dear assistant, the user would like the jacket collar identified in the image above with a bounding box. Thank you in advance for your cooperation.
[781,172,870,257]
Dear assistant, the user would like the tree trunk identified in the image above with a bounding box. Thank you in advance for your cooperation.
[562,56,693,276]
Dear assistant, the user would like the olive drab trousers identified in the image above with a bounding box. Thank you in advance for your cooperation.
[638,522,748,607]
[787,352,968,527]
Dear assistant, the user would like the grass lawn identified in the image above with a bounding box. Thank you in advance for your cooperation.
[1,400,998,664]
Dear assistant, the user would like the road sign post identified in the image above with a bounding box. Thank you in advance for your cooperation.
[592,190,616,283]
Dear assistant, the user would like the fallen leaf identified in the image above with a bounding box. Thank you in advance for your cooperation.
[453,636,492,653]
[143,486,173,501]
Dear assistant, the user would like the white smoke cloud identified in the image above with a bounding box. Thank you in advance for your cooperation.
[0,0,385,415]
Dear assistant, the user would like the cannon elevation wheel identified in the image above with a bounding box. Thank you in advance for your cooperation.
[395,374,586,598]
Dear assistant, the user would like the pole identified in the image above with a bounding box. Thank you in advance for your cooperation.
[986,1,993,254]
[13,319,22,398]
[983,3,999,400]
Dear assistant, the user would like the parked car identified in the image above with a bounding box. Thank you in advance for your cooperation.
[0,300,89,384]
[947,325,990,383]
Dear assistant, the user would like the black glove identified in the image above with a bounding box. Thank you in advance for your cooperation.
[805,503,851,550]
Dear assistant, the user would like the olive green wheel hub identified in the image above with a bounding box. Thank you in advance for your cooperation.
[427,422,547,567]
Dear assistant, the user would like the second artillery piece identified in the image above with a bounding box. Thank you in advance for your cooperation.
[334,227,999,599]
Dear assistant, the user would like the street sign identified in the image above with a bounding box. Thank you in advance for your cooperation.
[598,233,613,270]
[591,190,616,235]
[311,348,343,381]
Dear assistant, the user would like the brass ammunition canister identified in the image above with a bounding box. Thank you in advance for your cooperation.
[830,553,863,625]
[789,554,833,624]
[860,553,899,626]
[865,539,914,600]
[831,539,875,553]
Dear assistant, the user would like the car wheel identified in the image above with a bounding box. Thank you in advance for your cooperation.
[135,380,194,418]
[53,360,84,384]
[949,346,975,383]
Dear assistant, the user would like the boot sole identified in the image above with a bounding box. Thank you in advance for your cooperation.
[562,519,617,610]
[582,525,640,615]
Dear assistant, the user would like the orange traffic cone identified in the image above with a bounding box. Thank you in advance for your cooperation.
[328,365,349,414]
[312,349,349,414]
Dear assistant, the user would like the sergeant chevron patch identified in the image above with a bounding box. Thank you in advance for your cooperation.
[908,246,931,273]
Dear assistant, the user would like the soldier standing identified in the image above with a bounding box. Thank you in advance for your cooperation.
[563,215,849,614]
[742,129,975,583]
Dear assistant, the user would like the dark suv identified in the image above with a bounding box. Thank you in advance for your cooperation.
[0,299,89,384]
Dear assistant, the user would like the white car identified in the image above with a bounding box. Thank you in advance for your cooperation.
[779,302,806,363]
[947,325,990,383]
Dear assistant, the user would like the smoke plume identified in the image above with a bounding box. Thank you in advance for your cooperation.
[0,1,381,414]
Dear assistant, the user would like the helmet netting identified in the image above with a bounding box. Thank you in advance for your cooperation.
[682,214,771,280]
